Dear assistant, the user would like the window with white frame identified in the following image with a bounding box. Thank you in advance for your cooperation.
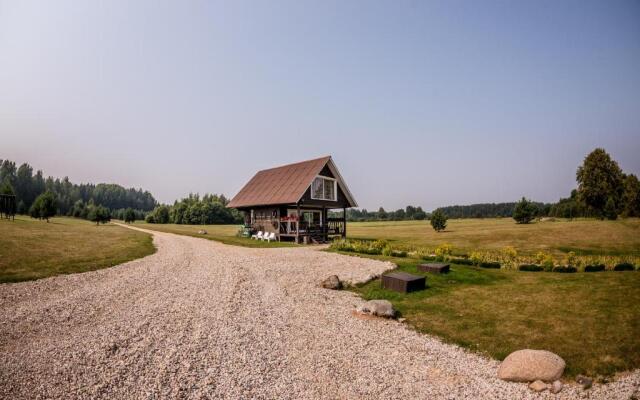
[311,176,337,201]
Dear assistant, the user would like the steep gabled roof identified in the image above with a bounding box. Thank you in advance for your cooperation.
[227,156,357,208]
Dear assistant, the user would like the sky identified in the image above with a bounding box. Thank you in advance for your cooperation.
[1,0,639,211]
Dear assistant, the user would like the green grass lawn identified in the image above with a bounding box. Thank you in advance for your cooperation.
[128,221,296,248]
[345,253,640,379]
[0,216,155,283]
[348,218,640,257]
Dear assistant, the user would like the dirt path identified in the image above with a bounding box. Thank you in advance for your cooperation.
[1,227,637,399]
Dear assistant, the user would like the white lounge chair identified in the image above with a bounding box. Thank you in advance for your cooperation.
[264,232,276,242]
[251,231,263,240]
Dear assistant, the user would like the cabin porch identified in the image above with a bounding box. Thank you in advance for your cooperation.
[243,206,347,244]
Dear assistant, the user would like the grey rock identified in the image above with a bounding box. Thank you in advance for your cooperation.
[320,275,342,290]
[497,349,565,382]
[576,375,592,390]
[550,380,563,394]
[356,299,395,318]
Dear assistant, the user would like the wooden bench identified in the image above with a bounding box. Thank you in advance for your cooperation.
[418,263,450,274]
[381,271,425,293]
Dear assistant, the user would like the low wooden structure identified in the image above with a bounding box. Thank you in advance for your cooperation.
[227,156,357,243]
[418,263,450,274]
[0,194,16,220]
[381,271,426,293]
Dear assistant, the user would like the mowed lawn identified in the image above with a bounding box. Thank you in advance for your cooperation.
[348,218,640,256]
[350,256,640,378]
[0,216,155,283]
[341,217,640,378]
[130,221,296,248]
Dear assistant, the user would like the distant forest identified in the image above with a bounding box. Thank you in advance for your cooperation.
[3,147,637,225]
[0,158,157,217]
[434,202,551,219]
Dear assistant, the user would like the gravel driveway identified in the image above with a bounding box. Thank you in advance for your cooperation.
[1,227,638,399]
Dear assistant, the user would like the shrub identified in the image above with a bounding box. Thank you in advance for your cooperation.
[124,208,136,223]
[614,262,635,271]
[535,251,548,264]
[450,257,474,266]
[469,251,485,265]
[435,243,453,258]
[552,266,577,273]
[479,261,501,269]
[30,191,57,222]
[584,264,605,272]
[541,255,555,271]
[519,264,543,272]
[391,250,407,258]
[87,205,111,225]
[382,246,393,257]
[565,251,578,267]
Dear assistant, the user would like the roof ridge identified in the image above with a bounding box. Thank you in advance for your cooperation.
[257,156,331,173]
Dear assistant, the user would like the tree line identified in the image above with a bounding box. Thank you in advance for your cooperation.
[0,159,157,219]
[145,193,243,225]
[346,205,428,221]
[432,148,640,221]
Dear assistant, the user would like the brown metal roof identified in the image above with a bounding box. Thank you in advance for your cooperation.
[227,156,332,208]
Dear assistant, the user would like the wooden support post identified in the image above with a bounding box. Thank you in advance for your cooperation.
[296,203,300,244]
[342,207,347,238]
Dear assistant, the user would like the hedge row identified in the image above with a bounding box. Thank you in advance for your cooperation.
[518,264,544,272]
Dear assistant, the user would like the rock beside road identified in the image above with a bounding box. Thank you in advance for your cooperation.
[497,349,565,382]
[320,275,342,290]
[550,380,563,394]
[576,374,593,390]
[529,380,548,392]
[356,299,395,318]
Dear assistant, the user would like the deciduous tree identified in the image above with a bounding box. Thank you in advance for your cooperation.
[576,148,623,218]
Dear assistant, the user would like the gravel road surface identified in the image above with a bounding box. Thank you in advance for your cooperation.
[1,226,638,399]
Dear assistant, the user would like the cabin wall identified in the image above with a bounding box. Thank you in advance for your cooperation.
[299,183,349,208]
[246,206,280,235]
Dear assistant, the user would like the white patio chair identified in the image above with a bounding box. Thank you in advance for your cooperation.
[251,231,263,240]
[265,232,276,242]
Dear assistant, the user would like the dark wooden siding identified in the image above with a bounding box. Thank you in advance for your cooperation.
[298,182,349,208]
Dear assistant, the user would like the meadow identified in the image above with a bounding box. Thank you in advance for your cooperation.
[128,221,295,248]
[0,216,155,283]
[347,218,640,258]
[331,218,640,378]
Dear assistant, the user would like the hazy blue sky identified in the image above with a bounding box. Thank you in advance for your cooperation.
[1,1,639,210]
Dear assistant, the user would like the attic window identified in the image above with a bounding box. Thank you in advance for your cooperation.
[311,176,337,201]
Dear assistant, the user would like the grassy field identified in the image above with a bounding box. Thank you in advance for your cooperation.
[348,218,640,257]
[0,216,155,283]
[336,217,640,378]
[128,221,296,248]
[347,254,640,378]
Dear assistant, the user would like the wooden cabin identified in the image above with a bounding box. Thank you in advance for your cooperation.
[227,156,357,243]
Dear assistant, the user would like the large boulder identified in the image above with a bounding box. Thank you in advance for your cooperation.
[320,275,342,290]
[497,349,565,382]
[356,300,395,318]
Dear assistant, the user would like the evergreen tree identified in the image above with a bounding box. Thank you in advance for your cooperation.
[430,209,448,232]
[124,208,136,223]
[513,197,536,224]
[604,197,618,220]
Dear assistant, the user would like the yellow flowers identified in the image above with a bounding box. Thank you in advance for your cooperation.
[435,243,453,257]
